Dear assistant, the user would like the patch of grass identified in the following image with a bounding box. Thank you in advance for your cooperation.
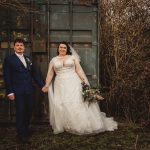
[0,123,149,150]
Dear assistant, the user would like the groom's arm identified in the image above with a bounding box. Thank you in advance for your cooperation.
[3,57,14,95]
[30,61,45,89]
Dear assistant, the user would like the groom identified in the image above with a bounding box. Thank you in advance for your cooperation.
[3,38,45,144]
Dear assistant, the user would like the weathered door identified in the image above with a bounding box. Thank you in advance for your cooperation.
[0,0,99,120]
[48,0,99,87]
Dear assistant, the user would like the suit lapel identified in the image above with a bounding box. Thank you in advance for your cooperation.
[13,53,27,69]
[24,56,32,70]
[24,56,29,69]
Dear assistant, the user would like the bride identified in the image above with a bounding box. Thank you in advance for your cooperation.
[42,41,118,135]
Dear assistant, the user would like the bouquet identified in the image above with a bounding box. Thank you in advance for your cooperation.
[81,82,104,105]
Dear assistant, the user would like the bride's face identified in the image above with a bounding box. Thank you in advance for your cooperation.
[58,44,67,56]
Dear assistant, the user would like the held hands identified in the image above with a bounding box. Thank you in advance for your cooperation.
[42,86,49,93]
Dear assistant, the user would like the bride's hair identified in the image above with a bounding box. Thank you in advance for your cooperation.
[57,41,72,55]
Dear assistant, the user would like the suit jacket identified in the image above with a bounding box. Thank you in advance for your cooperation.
[3,53,44,95]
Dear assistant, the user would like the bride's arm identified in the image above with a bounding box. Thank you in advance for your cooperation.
[42,59,55,92]
[73,56,90,85]
[45,60,55,87]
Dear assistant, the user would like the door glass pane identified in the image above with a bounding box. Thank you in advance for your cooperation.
[11,30,30,42]
[50,31,70,42]
[50,5,69,29]
[32,0,47,3]
[50,0,69,4]
[0,9,8,28]
[73,43,92,73]
[0,49,9,100]
[9,10,30,29]
[33,4,47,52]
[0,31,8,41]
[72,31,92,42]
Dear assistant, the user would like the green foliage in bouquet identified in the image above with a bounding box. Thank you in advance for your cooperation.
[81,82,104,105]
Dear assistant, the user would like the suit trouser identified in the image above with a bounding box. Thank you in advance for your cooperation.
[15,93,34,137]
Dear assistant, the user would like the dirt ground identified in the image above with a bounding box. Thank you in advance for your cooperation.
[0,122,150,150]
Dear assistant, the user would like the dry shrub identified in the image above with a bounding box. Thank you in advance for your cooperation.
[0,0,41,14]
[99,0,150,124]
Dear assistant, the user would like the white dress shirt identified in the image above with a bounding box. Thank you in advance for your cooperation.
[15,52,27,68]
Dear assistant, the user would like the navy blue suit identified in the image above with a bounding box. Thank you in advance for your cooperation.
[3,53,44,138]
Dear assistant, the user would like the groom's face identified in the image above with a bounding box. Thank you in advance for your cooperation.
[14,42,25,55]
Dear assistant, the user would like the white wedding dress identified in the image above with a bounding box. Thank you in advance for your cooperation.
[46,55,117,135]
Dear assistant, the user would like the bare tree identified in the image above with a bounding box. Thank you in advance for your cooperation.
[99,0,150,124]
[0,0,41,13]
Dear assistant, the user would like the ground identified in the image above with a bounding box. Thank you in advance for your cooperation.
[0,122,149,150]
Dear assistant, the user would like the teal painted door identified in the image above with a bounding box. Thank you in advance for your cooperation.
[0,0,99,120]
[49,0,99,87]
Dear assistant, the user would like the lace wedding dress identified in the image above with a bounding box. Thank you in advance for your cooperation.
[46,55,117,135]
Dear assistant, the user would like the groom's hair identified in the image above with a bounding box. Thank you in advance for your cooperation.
[14,38,25,46]
[57,41,72,55]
